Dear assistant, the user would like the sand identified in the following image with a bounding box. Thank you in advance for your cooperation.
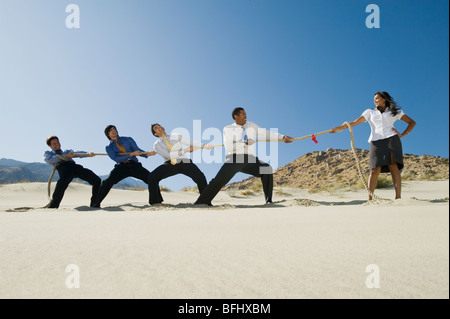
[0,180,448,299]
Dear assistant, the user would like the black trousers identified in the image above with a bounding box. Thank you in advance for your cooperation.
[195,154,273,205]
[93,161,150,207]
[148,159,207,204]
[49,162,101,208]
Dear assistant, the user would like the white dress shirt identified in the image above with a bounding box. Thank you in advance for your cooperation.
[362,108,405,142]
[223,121,284,156]
[154,133,203,163]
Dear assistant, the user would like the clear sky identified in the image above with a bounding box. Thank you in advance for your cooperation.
[1,0,448,190]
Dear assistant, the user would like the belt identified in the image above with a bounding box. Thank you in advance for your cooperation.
[117,160,138,165]
[164,159,191,165]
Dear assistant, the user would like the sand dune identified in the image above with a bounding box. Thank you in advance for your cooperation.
[0,181,448,299]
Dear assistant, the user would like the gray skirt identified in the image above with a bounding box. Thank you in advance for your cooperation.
[369,134,403,173]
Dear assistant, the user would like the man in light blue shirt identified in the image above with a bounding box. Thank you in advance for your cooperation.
[44,136,101,208]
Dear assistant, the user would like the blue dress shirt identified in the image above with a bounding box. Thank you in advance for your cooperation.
[106,136,147,164]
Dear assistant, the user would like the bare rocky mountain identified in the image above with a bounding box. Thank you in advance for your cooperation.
[224,148,449,191]
[0,158,146,189]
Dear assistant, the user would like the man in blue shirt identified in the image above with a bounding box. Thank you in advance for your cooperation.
[44,136,101,208]
[92,125,156,208]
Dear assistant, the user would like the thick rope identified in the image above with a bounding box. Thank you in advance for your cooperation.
[43,166,57,208]
[343,122,390,201]
[291,129,332,142]
[118,151,154,155]
[206,129,333,148]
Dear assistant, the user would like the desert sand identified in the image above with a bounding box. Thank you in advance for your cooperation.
[0,180,448,299]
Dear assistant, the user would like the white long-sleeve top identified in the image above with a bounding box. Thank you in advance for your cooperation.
[223,121,284,156]
[362,108,405,142]
[154,133,203,163]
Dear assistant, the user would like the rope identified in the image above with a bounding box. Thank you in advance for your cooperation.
[291,129,332,142]
[43,166,57,208]
[118,151,154,155]
[206,129,333,148]
[343,122,390,201]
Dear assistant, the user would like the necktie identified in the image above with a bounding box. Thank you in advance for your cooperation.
[115,141,127,154]
[163,136,177,165]
[242,126,248,143]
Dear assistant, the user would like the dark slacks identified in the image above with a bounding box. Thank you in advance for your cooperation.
[195,154,273,205]
[93,161,150,207]
[49,161,101,208]
[148,159,207,204]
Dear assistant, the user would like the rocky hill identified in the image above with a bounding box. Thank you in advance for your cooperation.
[0,166,34,183]
[0,161,54,183]
[0,158,147,189]
[224,148,449,191]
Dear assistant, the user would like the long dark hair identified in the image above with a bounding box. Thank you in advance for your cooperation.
[374,91,401,116]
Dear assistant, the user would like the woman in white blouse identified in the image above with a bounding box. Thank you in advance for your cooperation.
[331,91,416,200]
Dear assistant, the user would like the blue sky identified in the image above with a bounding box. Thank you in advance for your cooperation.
[0,0,448,190]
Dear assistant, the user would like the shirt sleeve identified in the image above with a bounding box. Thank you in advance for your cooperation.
[256,127,284,141]
[172,134,202,158]
[127,137,141,152]
[43,151,60,165]
[243,122,283,142]
[127,137,148,158]
[362,109,371,121]
[394,109,405,120]
[178,134,203,148]
[73,150,87,157]
[106,144,130,163]
[44,150,78,164]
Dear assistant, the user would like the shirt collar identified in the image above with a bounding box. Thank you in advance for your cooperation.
[109,136,123,145]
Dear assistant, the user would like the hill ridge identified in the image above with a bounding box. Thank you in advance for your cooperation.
[0,158,146,189]
[224,148,449,191]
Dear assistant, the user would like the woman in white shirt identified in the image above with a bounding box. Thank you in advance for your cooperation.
[331,91,416,200]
